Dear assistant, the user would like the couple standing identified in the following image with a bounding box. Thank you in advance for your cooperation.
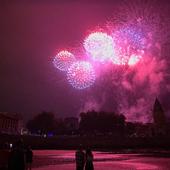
[75,145,94,170]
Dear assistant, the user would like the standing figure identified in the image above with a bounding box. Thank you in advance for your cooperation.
[75,144,85,170]
[8,140,25,170]
[85,148,94,170]
[0,143,10,170]
[25,146,33,170]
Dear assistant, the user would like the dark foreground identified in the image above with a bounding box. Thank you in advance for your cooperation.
[2,134,170,150]
[32,150,170,170]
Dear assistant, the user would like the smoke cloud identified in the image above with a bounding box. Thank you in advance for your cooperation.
[80,1,170,123]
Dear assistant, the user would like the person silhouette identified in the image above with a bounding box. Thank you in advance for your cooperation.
[25,146,33,170]
[85,148,94,170]
[8,140,25,170]
[0,142,10,170]
[75,144,85,170]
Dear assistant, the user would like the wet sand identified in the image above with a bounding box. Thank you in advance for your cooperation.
[32,150,170,170]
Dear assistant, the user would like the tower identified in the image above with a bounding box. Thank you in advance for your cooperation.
[153,98,166,135]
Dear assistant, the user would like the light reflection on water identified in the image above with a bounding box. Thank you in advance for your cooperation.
[33,150,170,170]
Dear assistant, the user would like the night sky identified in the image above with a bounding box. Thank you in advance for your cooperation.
[1,0,170,122]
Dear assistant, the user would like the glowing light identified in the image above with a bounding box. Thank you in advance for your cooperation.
[128,54,141,66]
[84,32,115,62]
[117,26,146,50]
[67,61,95,89]
[53,50,75,71]
[111,26,145,65]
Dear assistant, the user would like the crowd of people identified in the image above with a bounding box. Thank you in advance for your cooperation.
[0,140,33,170]
[0,141,94,170]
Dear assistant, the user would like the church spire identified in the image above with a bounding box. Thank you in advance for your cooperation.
[153,98,166,129]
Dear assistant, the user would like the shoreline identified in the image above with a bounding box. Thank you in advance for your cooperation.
[32,150,170,170]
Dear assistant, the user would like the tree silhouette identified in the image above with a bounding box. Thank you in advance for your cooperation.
[27,111,57,134]
[79,110,125,135]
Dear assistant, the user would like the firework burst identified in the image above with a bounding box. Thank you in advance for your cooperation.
[84,32,115,63]
[67,61,96,89]
[111,25,146,65]
[53,50,75,71]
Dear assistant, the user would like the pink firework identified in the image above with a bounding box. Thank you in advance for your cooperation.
[83,32,116,63]
[53,50,75,71]
[67,61,95,89]
[111,25,146,65]
[108,0,170,66]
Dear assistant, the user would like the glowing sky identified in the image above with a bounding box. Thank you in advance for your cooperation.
[1,0,170,122]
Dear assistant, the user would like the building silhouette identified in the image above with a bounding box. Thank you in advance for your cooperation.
[153,98,166,135]
[0,112,22,134]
